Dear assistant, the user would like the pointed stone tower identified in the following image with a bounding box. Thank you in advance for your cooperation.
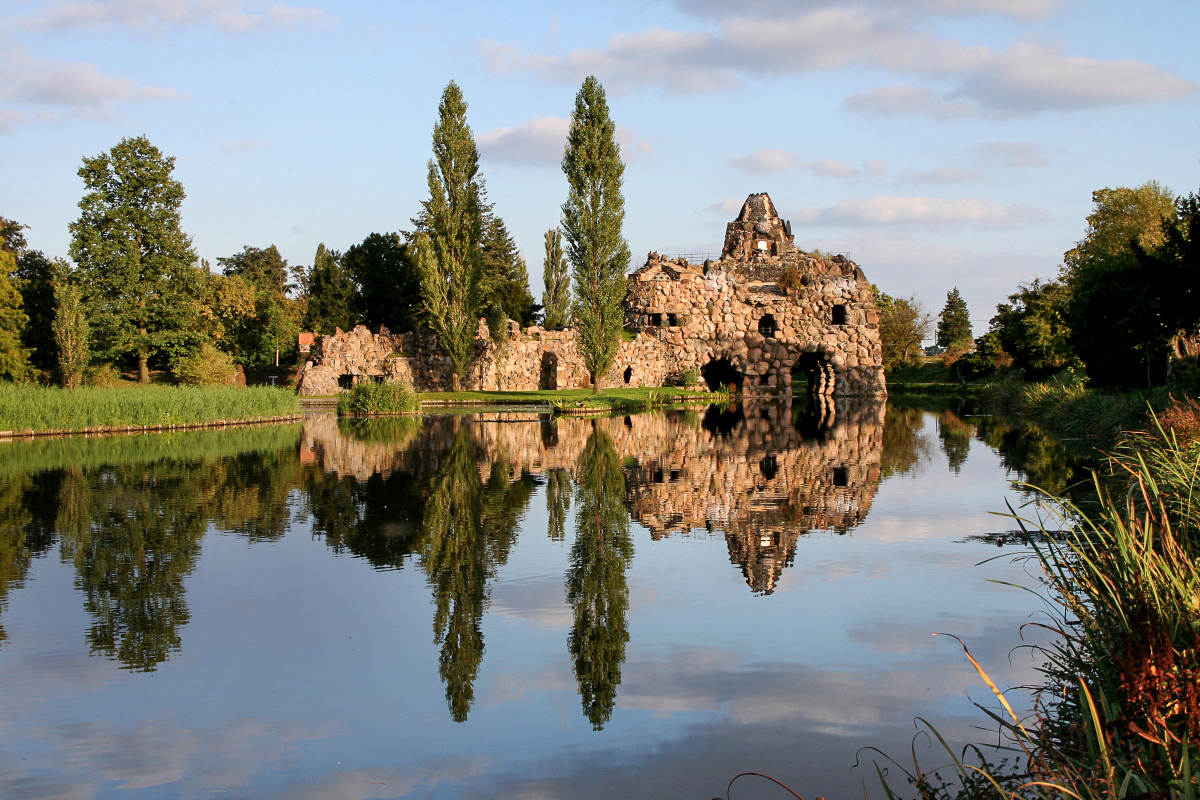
[721,192,796,260]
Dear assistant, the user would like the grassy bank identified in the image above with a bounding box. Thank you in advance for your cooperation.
[0,385,300,434]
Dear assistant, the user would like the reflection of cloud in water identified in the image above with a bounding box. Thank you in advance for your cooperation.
[277,758,488,800]
[489,579,571,630]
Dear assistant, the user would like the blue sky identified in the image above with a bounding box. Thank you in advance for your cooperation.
[2,0,1197,331]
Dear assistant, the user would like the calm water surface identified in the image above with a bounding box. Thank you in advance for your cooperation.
[0,400,1075,799]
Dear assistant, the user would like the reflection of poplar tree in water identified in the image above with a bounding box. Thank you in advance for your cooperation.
[420,429,535,722]
[938,410,974,475]
[546,468,571,542]
[568,426,633,730]
[57,465,207,672]
[0,475,45,647]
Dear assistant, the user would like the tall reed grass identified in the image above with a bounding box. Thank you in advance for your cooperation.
[0,385,299,432]
[336,381,420,415]
[875,426,1200,799]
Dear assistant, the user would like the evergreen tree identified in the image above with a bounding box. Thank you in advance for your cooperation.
[343,233,421,334]
[936,287,972,349]
[2,218,68,371]
[410,82,484,391]
[53,281,90,389]
[562,77,629,393]
[568,425,633,730]
[302,243,360,334]
[542,228,571,329]
[480,213,538,326]
[0,239,32,382]
[69,136,201,382]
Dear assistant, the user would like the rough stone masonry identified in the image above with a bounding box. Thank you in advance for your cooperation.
[296,193,887,397]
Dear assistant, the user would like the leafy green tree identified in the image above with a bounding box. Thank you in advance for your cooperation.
[53,281,89,389]
[1062,182,1177,387]
[2,219,68,372]
[69,136,202,382]
[343,233,421,334]
[936,287,971,349]
[562,76,630,393]
[987,279,1078,378]
[410,82,485,391]
[302,243,360,334]
[0,238,32,382]
[874,287,932,371]
[568,425,633,729]
[218,245,302,366]
[485,300,509,389]
[480,213,538,326]
[542,228,571,329]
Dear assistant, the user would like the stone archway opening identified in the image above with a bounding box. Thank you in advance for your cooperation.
[539,352,558,390]
[758,313,776,338]
[623,366,633,384]
[793,351,834,396]
[702,357,744,392]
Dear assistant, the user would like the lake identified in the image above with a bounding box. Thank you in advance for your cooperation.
[0,398,1078,799]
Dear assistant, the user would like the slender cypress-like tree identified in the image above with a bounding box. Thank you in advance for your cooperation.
[69,136,200,382]
[562,77,630,393]
[53,281,90,389]
[411,82,484,391]
[936,287,972,349]
[542,229,571,329]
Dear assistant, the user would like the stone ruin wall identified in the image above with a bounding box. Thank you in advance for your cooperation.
[301,398,884,594]
[296,193,886,399]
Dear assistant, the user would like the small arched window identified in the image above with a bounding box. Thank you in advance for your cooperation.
[758,314,776,338]
[832,305,847,325]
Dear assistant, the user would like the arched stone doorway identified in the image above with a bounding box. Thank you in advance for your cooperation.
[702,357,744,391]
[792,351,835,396]
[539,352,558,390]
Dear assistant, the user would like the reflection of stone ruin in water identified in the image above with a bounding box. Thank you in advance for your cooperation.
[297,192,885,398]
[304,399,884,595]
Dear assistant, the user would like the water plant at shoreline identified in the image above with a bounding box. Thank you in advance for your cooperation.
[0,384,298,432]
[337,380,420,415]
[871,427,1200,799]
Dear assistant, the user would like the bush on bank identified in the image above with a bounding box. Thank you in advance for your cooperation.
[337,381,420,415]
[0,384,299,432]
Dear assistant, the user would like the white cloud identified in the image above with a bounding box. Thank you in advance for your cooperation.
[864,159,888,176]
[727,148,797,173]
[478,116,651,165]
[802,158,859,178]
[706,196,744,215]
[905,167,987,183]
[969,141,1049,168]
[671,0,1065,22]
[0,51,188,120]
[844,85,978,119]
[791,195,1045,227]
[18,0,332,34]
[482,9,1196,114]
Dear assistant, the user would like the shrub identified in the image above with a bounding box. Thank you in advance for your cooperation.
[664,367,699,388]
[174,343,237,386]
[337,380,420,415]
[84,363,122,388]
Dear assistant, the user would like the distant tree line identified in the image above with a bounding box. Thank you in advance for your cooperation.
[1,73,631,389]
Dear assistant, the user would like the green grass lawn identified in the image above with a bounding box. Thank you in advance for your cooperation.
[0,385,300,432]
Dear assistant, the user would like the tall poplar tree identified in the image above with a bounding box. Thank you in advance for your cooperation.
[936,287,972,349]
[562,77,630,393]
[53,282,89,389]
[411,82,484,391]
[69,136,200,382]
[542,228,570,329]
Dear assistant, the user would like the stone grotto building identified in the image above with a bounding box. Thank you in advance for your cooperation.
[296,193,886,397]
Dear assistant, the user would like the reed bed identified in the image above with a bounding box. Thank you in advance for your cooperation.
[337,381,421,415]
[0,423,303,480]
[874,426,1200,799]
[0,385,299,433]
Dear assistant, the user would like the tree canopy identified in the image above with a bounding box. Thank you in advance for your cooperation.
[342,232,421,334]
[562,76,630,392]
[936,287,971,350]
[542,228,570,329]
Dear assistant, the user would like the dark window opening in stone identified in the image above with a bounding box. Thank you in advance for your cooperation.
[667,313,678,327]
[338,374,355,390]
[758,314,776,338]
[539,352,558,390]
[649,313,662,326]
[832,304,847,325]
[653,470,664,483]
[372,375,385,384]
[759,456,778,481]
[701,357,745,391]
[624,415,633,428]
[540,419,559,449]
[623,366,632,384]
[833,466,849,487]
[669,469,680,481]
